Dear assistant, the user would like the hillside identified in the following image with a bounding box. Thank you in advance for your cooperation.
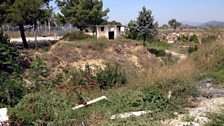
[201,20,224,27]
[2,33,224,125]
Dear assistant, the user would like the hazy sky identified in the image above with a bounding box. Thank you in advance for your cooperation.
[51,0,224,25]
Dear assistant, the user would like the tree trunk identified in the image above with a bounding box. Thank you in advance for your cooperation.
[48,18,51,34]
[19,24,28,48]
[143,35,146,47]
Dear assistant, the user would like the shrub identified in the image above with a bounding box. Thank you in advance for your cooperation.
[205,111,224,126]
[155,78,198,99]
[96,64,127,89]
[63,31,92,41]
[116,87,187,120]
[178,35,188,42]
[147,48,166,57]
[0,31,21,74]
[202,35,218,43]
[65,65,96,86]
[29,56,49,92]
[0,31,25,107]
[63,64,127,89]
[188,45,198,54]
[10,92,77,125]
[0,72,25,107]
[125,20,138,40]
[189,34,199,43]
[193,42,224,71]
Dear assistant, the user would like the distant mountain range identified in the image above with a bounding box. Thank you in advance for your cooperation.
[182,20,224,27]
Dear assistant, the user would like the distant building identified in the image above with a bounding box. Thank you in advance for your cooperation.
[96,25,125,40]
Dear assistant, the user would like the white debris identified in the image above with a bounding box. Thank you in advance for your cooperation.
[168,91,172,100]
[110,110,153,120]
[72,96,108,110]
[0,108,9,124]
[163,97,224,126]
[168,40,175,44]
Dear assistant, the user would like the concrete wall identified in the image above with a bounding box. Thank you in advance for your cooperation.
[96,25,123,39]
[97,25,109,39]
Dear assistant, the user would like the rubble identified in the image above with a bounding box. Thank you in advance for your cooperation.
[0,108,9,125]
[110,110,153,120]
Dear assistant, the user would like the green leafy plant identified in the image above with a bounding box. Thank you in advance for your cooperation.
[0,31,25,107]
[189,34,199,43]
[188,45,198,54]
[10,92,77,126]
[0,31,21,74]
[205,110,224,126]
[63,31,92,41]
[96,64,127,89]
[0,72,25,107]
[178,35,188,42]
[29,56,49,91]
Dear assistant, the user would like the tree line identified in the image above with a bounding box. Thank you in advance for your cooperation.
[0,0,109,48]
[1,0,182,48]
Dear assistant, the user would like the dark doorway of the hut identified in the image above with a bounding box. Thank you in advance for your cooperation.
[109,32,114,40]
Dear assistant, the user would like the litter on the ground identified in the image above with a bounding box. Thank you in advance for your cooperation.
[72,96,108,110]
[110,110,153,120]
[0,108,9,124]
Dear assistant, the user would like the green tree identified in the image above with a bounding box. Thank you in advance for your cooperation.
[0,31,21,74]
[0,31,25,106]
[56,0,109,31]
[0,0,52,48]
[168,19,182,32]
[126,20,138,39]
[137,6,158,47]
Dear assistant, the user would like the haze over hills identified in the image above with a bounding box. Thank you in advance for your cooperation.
[182,20,224,27]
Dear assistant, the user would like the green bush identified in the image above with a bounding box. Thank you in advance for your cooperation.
[147,39,170,50]
[188,45,198,54]
[148,48,166,57]
[155,78,198,99]
[63,65,96,86]
[189,34,199,43]
[96,64,127,89]
[0,31,25,107]
[10,92,77,126]
[29,56,50,92]
[62,64,127,89]
[114,87,188,120]
[63,31,92,41]
[0,31,21,74]
[205,111,224,126]
[0,72,25,107]
[178,35,188,42]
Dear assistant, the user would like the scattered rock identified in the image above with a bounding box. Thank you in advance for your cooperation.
[196,78,224,98]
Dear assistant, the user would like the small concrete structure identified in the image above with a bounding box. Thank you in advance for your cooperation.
[96,25,125,40]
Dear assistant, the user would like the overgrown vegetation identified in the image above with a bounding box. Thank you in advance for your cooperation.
[0,31,25,107]
[205,109,224,126]
[62,64,127,89]
[63,31,93,41]
[178,34,199,43]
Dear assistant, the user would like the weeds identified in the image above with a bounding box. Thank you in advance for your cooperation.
[63,31,93,41]
[205,109,224,126]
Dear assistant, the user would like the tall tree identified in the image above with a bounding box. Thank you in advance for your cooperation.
[126,20,138,39]
[168,19,182,32]
[0,0,52,48]
[137,6,158,47]
[56,0,109,31]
